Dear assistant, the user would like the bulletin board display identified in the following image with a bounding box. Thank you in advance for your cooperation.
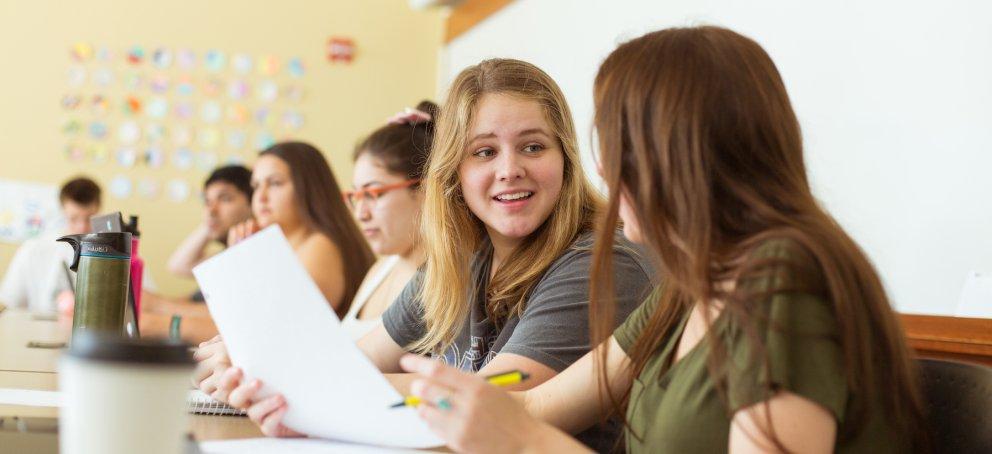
[60,43,308,203]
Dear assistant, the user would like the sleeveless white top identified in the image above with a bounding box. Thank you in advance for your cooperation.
[340,255,400,340]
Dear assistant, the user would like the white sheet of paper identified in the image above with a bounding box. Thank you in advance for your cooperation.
[200,437,421,454]
[192,226,442,449]
[956,270,992,318]
[0,388,60,407]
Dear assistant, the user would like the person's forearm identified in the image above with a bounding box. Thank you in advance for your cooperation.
[382,373,418,395]
[520,338,634,435]
[178,316,219,344]
[167,225,213,277]
[142,293,211,318]
[356,324,408,373]
[139,312,218,344]
[164,301,212,318]
[521,382,612,435]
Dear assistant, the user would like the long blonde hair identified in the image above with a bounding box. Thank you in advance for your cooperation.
[411,59,603,354]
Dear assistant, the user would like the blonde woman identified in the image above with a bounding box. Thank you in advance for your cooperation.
[211,59,655,451]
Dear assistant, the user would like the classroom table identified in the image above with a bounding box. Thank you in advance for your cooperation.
[0,307,262,440]
[0,307,450,452]
[0,310,65,373]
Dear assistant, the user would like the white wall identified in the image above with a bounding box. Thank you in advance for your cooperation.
[441,0,992,315]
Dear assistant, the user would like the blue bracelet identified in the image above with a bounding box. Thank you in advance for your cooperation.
[169,315,182,340]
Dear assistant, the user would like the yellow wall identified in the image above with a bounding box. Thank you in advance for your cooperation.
[0,0,443,296]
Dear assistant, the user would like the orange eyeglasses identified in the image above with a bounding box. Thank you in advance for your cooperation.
[342,179,421,210]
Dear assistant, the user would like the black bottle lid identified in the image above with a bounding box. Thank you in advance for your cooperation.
[57,232,132,270]
[68,331,193,365]
[125,215,141,237]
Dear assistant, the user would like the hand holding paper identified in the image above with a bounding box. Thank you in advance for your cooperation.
[192,226,443,448]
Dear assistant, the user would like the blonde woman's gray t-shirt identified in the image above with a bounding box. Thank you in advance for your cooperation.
[382,231,655,453]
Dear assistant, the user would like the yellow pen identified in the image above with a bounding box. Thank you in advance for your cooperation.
[389,370,530,408]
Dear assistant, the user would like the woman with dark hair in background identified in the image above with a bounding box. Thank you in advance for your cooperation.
[228,142,375,317]
[339,100,437,339]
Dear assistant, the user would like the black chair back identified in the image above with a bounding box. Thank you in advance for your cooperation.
[919,358,992,453]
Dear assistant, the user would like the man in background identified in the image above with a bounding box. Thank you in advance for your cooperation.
[0,177,101,312]
[140,165,252,342]
[166,165,253,300]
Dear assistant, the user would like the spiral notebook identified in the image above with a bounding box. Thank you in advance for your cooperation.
[0,388,247,417]
[186,390,247,416]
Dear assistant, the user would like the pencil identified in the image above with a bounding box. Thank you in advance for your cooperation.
[389,370,530,408]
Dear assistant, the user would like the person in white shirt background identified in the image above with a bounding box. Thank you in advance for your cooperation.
[0,176,101,312]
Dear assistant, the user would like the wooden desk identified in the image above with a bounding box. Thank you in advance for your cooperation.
[901,313,992,366]
[0,310,65,373]
[0,308,261,440]
[0,370,58,418]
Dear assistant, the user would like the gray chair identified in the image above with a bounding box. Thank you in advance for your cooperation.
[919,358,992,453]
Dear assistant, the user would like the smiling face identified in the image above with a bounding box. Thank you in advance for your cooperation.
[351,153,423,256]
[458,94,565,252]
[251,154,302,229]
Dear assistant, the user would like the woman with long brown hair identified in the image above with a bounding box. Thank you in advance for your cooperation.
[398,26,926,453]
[227,141,375,317]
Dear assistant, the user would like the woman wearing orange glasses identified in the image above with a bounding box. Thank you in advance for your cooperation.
[338,100,437,340]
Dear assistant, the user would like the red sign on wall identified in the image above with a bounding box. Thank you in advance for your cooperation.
[326,37,355,64]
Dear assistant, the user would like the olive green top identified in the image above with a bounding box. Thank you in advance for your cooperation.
[613,239,903,453]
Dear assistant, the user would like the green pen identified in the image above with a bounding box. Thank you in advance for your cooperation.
[389,370,530,408]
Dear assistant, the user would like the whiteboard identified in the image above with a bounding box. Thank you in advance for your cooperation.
[441,0,992,315]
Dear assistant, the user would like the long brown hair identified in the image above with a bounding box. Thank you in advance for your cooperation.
[260,141,375,318]
[589,26,925,449]
[411,59,603,353]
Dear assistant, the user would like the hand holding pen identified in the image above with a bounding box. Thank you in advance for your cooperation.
[400,355,559,453]
[390,369,529,409]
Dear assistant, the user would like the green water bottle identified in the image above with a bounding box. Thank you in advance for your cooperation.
[57,232,132,338]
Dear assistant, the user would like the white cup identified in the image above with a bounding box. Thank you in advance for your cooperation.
[59,333,193,454]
